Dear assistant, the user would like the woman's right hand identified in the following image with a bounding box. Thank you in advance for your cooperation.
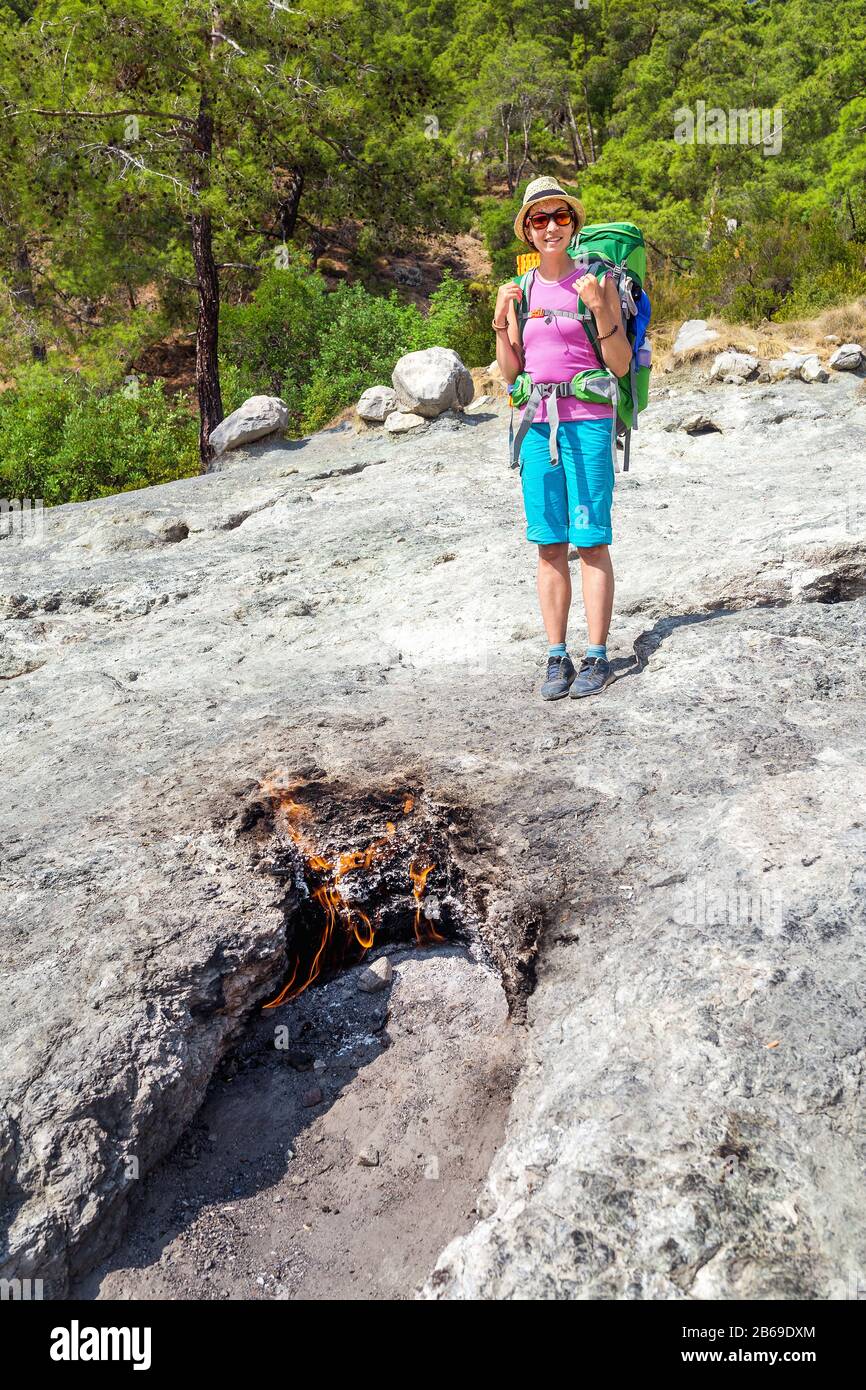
[494,281,522,327]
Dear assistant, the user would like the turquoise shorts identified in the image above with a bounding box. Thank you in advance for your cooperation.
[518,417,615,547]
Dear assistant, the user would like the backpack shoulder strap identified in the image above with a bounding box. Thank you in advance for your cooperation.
[513,267,536,356]
[576,257,631,371]
[511,265,539,361]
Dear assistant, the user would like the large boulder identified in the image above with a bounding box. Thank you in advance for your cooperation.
[208,396,289,457]
[672,320,720,355]
[828,343,864,372]
[392,347,474,418]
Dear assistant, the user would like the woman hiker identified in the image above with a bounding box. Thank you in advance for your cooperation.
[493,176,632,700]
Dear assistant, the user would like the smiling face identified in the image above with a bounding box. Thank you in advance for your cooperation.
[524,197,576,252]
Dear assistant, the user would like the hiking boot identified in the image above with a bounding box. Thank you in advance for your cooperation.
[569,655,613,698]
[541,653,576,700]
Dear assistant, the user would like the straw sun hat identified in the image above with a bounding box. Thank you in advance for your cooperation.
[513,175,586,246]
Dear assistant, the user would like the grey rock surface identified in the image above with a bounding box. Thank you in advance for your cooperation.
[208,395,289,456]
[2,366,865,1299]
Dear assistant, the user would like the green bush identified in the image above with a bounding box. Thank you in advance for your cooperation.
[300,281,419,433]
[416,268,495,371]
[0,368,198,505]
[645,201,866,326]
[299,268,494,433]
[218,356,262,418]
[220,257,330,435]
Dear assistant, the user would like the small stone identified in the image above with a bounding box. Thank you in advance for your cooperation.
[312,1059,327,1072]
[828,342,864,371]
[384,409,427,435]
[799,355,828,383]
[357,956,393,993]
[291,1175,307,1186]
[767,352,807,381]
[301,1086,323,1107]
[357,1148,380,1167]
[356,385,398,423]
[709,350,759,384]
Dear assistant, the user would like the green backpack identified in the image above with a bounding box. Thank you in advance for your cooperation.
[508,221,651,473]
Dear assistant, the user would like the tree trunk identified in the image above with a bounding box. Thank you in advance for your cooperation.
[12,242,46,362]
[703,164,721,250]
[566,95,587,171]
[583,81,596,164]
[278,167,305,241]
[190,89,222,470]
[516,113,530,186]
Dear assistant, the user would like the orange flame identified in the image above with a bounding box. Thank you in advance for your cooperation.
[409,860,443,943]
[353,909,374,950]
[261,788,444,1009]
[261,958,300,1011]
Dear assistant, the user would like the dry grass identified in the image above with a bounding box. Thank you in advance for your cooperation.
[654,298,866,373]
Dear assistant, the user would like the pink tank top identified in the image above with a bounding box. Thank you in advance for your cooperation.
[518,266,614,424]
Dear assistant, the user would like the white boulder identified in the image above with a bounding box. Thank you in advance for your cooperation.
[828,343,864,371]
[709,351,759,384]
[209,395,289,456]
[356,385,398,423]
[799,355,829,383]
[392,346,474,418]
[767,352,808,382]
[672,320,720,355]
[384,410,427,435]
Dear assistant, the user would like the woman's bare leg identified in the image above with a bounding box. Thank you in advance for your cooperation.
[577,543,614,646]
[537,542,571,644]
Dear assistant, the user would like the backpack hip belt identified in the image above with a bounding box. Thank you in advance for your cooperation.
[509,372,620,473]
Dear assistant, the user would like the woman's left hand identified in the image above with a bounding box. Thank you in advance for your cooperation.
[575,272,605,312]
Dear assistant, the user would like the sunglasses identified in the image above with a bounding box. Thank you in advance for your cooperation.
[525,206,574,231]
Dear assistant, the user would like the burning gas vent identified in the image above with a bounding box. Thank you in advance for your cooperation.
[243,776,477,1009]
